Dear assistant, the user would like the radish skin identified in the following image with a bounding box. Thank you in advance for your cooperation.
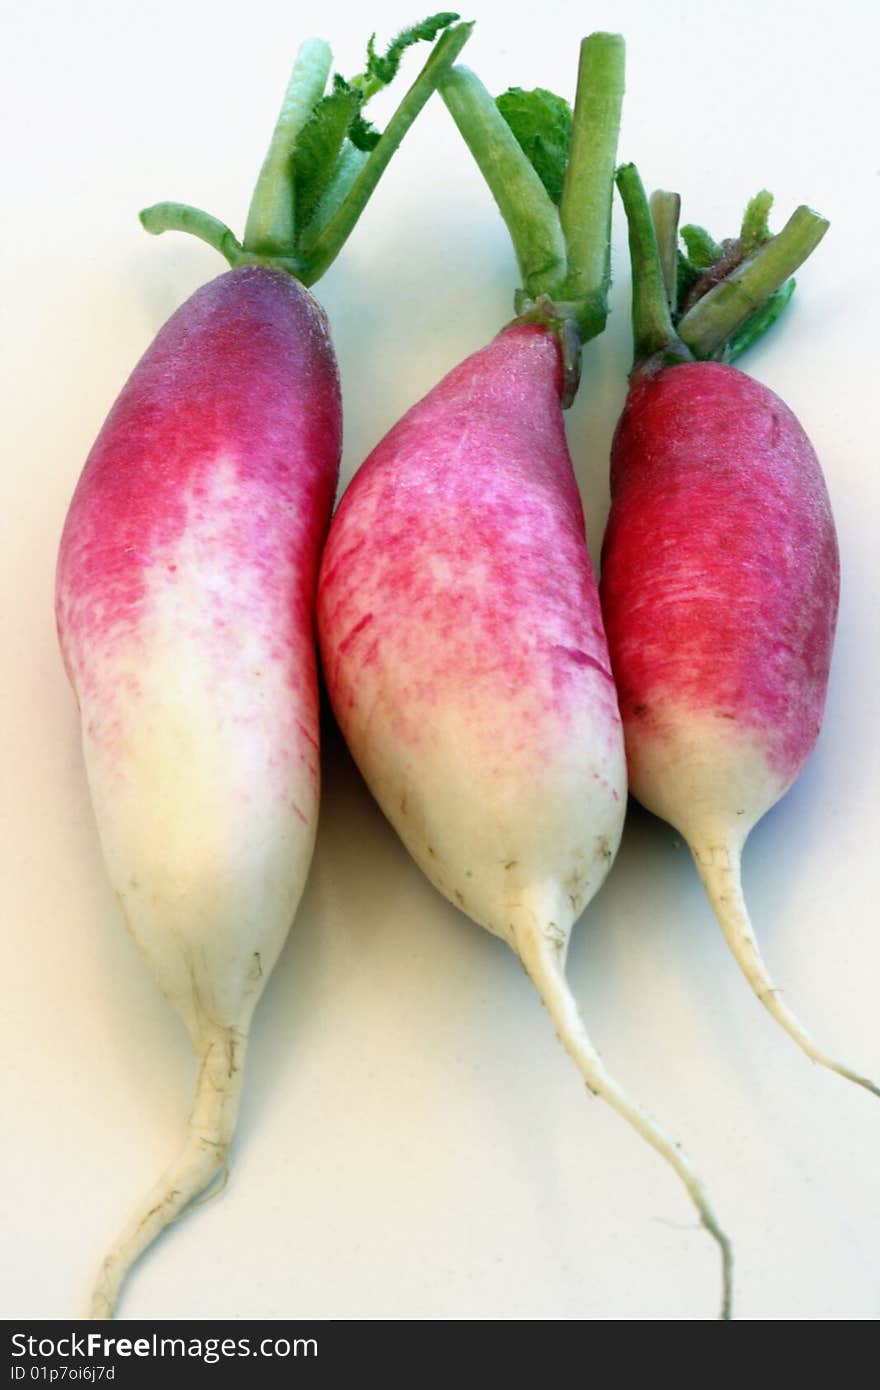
[318,324,732,1314]
[56,19,473,1316]
[319,327,625,939]
[318,37,734,1316]
[57,267,341,1316]
[601,360,877,1096]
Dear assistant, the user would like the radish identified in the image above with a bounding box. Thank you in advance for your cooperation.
[318,36,733,1317]
[601,165,878,1097]
[55,15,473,1319]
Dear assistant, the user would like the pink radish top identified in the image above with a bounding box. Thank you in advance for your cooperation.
[319,324,620,757]
[600,361,839,784]
[56,266,341,772]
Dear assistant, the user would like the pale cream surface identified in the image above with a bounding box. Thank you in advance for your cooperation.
[76,462,319,1042]
[351,690,627,956]
[627,711,786,854]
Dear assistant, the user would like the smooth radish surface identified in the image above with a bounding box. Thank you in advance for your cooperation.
[318,322,732,1315]
[601,361,876,1095]
[56,266,341,1315]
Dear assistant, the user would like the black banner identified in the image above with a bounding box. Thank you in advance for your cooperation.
[6,1323,326,1386]
[4,1321,558,1383]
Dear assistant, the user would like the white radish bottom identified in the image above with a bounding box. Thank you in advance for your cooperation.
[317,328,734,1312]
[628,711,879,1098]
[69,497,321,1317]
[327,678,733,1310]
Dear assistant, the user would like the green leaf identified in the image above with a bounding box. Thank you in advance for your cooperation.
[680,223,722,268]
[297,142,370,253]
[495,87,572,205]
[292,85,361,228]
[723,277,796,361]
[297,20,473,282]
[293,16,464,243]
[340,15,462,152]
[348,109,381,152]
[740,189,774,251]
[361,13,460,90]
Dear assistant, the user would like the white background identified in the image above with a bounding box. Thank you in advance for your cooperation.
[2,0,879,1323]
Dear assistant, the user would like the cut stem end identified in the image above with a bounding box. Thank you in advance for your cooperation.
[617,164,829,368]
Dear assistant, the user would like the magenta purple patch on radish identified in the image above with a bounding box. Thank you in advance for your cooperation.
[55,14,473,1320]
[319,34,734,1320]
[601,165,878,1099]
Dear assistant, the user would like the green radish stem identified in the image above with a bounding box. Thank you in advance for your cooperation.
[678,204,829,358]
[90,1027,248,1319]
[440,33,625,348]
[616,161,829,368]
[559,33,625,313]
[440,67,567,300]
[693,844,880,1099]
[139,204,256,268]
[517,923,732,1320]
[140,20,473,286]
[616,165,689,365]
[301,21,474,284]
[243,37,333,257]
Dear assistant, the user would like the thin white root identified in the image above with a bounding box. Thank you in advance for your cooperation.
[519,935,733,1320]
[90,1026,248,1319]
[187,1164,230,1211]
[694,843,880,1100]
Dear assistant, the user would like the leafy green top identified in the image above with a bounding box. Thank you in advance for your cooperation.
[139,16,472,287]
[355,16,460,109]
[439,32,625,366]
[615,164,829,369]
[289,17,461,242]
[495,88,572,205]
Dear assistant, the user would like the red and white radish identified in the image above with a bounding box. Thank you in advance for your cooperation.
[318,37,733,1318]
[55,16,472,1319]
[601,166,878,1096]
[320,322,624,942]
[58,268,340,1317]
